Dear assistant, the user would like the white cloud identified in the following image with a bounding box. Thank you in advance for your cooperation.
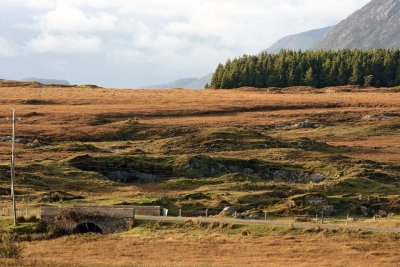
[1,0,371,86]
[162,0,372,52]
[37,6,117,33]
[26,34,102,54]
[0,37,18,57]
[12,0,372,52]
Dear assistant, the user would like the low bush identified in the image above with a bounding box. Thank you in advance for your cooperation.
[0,234,23,259]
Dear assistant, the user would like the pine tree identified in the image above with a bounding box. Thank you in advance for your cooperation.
[395,66,400,85]
[364,75,374,87]
[303,67,316,87]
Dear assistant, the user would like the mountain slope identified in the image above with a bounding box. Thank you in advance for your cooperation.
[143,78,197,89]
[185,73,213,88]
[143,74,212,89]
[315,0,400,50]
[263,27,332,53]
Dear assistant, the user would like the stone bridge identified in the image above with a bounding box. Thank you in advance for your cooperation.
[40,205,161,234]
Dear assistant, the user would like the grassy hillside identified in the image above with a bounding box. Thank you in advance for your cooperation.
[0,85,399,218]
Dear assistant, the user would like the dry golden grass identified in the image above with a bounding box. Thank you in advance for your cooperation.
[0,232,397,267]
[0,85,399,267]
[0,85,398,163]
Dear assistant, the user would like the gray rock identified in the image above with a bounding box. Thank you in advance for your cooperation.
[243,168,254,174]
[362,115,374,121]
[0,136,11,142]
[30,139,44,147]
[323,205,336,216]
[360,205,372,216]
[16,138,30,144]
[311,174,327,183]
[220,206,236,216]
[305,194,328,207]
[248,213,263,219]
[227,165,254,175]
[315,0,400,50]
[296,121,318,129]
[378,210,388,217]
[263,169,307,183]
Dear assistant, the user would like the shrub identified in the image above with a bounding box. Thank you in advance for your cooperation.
[0,234,23,259]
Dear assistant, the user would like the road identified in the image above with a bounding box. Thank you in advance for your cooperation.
[136,215,400,234]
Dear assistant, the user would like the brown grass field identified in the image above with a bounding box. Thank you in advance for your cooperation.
[0,83,399,266]
[0,85,398,162]
[11,232,400,267]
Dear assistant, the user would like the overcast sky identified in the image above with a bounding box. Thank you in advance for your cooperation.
[0,0,370,88]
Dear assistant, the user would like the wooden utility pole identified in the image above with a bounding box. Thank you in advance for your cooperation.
[10,108,17,226]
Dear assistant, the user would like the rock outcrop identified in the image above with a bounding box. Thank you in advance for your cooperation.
[315,0,400,50]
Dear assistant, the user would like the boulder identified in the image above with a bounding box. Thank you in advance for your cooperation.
[304,194,328,207]
[220,206,236,216]
[311,174,327,183]
[248,213,263,219]
[263,169,307,183]
[362,114,374,121]
[16,138,30,144]
[296,121,318,128]
[243,168,254,174]
[360,205,372,216]
[30,139,44,147]
[378,210,388,217]
[227,165,254,174]
[323,205,336,216]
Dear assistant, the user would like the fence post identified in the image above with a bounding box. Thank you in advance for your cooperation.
[321,214,324,224]
[179,209,182,218]
[346,214,349,226]
[206,209,208,218]
[234,211,237,218]
[25,207,28,216]
[264,212,267,221]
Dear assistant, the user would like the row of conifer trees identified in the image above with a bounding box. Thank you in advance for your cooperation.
[209,49,400,89]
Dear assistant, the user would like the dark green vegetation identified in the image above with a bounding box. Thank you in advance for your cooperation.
[0,234,22,259]
[210,49,400,89]
[1,125,399,218]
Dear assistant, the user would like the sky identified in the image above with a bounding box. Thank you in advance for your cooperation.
[0,0,371,88]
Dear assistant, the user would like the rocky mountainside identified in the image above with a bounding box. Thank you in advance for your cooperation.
[262,27,332,53]
[315,0,400,50]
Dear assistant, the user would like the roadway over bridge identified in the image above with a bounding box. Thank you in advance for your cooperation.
[40,205,161,234]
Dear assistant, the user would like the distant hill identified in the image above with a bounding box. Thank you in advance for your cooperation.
[143,74,212,89]
[21,78,70,86]
[315,0,400,50]
[262,27,332,53]
[185,74,213,88]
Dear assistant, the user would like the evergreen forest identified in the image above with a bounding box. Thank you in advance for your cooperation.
[210,49,400,89]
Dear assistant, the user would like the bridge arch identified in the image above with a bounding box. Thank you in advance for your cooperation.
[73,221,103,234]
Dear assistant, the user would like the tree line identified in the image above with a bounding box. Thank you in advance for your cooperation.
[209,49,400,89]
